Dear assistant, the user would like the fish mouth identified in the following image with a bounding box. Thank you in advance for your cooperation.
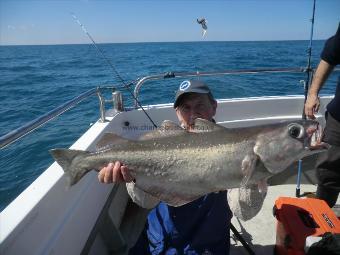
[306,122,329,151]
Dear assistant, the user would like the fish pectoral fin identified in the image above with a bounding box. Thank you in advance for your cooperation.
[139,120,186,140]
[96,133,131,150]
[240,154,258,187]
[193,118,225,133]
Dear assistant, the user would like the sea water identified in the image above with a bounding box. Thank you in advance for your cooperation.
[0,41,337,211]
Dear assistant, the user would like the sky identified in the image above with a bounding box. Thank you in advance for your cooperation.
[0,0,339,46]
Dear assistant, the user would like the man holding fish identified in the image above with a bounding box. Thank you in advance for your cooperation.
[94,80,324,254]
[99,80,235,254]
[50,78,327,254]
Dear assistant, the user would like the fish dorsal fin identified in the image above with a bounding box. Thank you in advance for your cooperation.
[139,120,187,140]
[96,133,130,150]
[161,120,184,133]
[192,118,225,133]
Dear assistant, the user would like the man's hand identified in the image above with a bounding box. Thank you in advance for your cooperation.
[304,94,320,120]
[98,161,134,184]
[304,59,334,120]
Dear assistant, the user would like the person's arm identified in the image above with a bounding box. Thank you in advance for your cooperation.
[98,162,159,209]
[304,60,335,119]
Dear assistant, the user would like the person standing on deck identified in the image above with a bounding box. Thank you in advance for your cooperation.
[304,23,340,208]
[98,79,266,254]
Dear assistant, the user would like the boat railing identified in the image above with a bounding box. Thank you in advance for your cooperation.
[133,67,308,108]
[0,86,120,149]
[133,67,340,108]
[2,67,339,149]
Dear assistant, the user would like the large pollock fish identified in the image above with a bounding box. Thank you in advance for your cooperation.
[50,118,327,206]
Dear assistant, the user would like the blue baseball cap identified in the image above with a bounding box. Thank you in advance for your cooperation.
[174,80,213,108]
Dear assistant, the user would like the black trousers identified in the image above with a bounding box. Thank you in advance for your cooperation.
[316,112,340,208]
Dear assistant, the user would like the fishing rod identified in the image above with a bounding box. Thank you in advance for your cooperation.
[296,0,317,198]
[302,0,316,120]
[71,13,157,128]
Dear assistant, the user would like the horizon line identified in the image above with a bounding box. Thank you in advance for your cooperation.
[0,38,327,47]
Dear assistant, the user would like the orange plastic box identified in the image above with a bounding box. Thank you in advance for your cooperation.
[273,197,340,255]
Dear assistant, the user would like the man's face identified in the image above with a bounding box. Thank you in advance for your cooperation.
[175,93,217,131]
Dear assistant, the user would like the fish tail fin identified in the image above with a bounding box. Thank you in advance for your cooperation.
[49,148,90,186]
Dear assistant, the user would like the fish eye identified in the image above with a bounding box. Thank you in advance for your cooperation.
[288,124,304,139]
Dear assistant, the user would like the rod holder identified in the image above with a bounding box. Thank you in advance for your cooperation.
[112,91,124,112]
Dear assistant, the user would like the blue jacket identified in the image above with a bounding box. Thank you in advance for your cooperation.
[130,191,232,255]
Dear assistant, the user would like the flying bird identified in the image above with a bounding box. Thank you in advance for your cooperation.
[197,18,208,37]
